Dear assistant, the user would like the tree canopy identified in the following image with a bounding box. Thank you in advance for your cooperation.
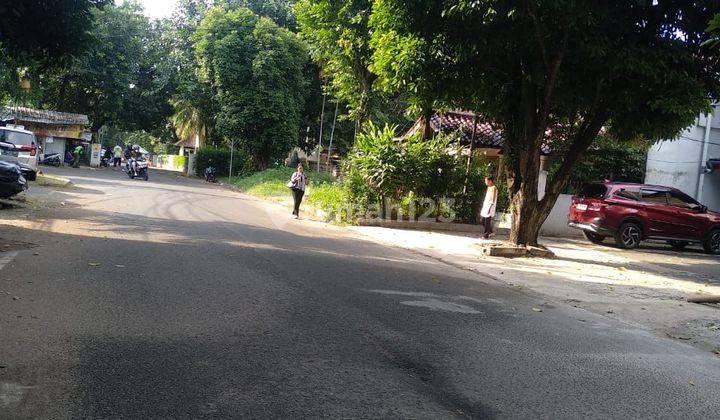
[370,0,720,245]
[295,0,378,128]
[195,6,310,168]
[0,0,107,60]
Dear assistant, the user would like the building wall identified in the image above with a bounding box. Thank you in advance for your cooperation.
[42,137,66,157]
[645,105,720,211]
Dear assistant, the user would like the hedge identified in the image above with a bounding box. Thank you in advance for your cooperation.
[195,146,250,178]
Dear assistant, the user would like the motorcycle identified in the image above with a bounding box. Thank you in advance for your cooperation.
[204,166,217,183]
[40,153,62,167]
[100,156,110,168]
[126,157,149,181]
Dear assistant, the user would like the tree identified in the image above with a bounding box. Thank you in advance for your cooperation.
[0,0,107,60]
[195,6,310,168]
[706,13,720,48]
[170,98,209,147]
[38,1,173,133]
[225,0,299,29]
[369,1,455,137]
[0,0,107,105]
[295,0,377,129]
[370,0,720,246]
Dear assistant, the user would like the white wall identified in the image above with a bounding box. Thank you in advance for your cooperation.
[540,194,582,237]
[495,194,582,238]
[645,125,703,195]
[645,105,720,211]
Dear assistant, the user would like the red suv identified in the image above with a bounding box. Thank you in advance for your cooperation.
[568,182,720,254]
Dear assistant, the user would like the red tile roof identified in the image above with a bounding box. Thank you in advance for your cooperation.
[406,110,552,154]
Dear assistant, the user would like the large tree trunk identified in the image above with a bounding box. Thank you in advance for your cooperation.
[505,110,608,246]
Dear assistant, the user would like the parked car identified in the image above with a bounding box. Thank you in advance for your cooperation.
[0,160,28,198]
[0,126,38,181]
[568,182,720,254]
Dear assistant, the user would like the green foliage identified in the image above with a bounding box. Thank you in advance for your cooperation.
[369,0,448,116]
[195,146,251,178]
[17,2,175,137]
[305,182,350,223]
[704,13,720,48]
[0,0,106,60]
[554,136,648,194]
[195,6,310,169]
[224,0,298,29]
[227,166,335,197]
[295,0,377,125]
[345,123,492,222]
[369,0,720,243]
[98,126,168,155]
[157,155,188,171]
[170,98,209,147]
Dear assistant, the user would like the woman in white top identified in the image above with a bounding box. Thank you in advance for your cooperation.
[289,164,309,219]
[480,176,498,239]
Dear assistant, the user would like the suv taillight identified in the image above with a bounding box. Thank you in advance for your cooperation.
[19,145,36,156]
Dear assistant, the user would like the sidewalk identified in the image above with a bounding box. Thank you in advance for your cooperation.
[348,225,720,354]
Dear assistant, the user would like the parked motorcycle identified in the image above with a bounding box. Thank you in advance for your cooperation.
[100,156,110,167]
[40,153,62,167]
[204,166,217,183]
[126,157,149,181]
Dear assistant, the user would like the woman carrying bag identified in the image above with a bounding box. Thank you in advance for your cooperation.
[288,164,309,219]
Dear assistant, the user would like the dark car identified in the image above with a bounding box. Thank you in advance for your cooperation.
[568,182,720,254]
[0,160,28,199]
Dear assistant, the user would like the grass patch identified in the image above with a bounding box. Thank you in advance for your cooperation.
[34,173,72,188]
[222,167,336,199]
[222,167,347,222]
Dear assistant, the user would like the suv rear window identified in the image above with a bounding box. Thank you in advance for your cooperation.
[641,189,668,204]
[0,129,35,146]
[577,183,608,199]
[614,188,640,200]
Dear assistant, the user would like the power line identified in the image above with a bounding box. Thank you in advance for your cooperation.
[666,134,720,148]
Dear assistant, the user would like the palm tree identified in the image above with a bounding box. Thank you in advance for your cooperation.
[169,97,208,148]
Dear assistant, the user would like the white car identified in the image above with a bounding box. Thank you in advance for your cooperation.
[0,126,38,181]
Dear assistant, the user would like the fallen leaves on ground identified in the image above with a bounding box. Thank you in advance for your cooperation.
[532,307,543,313]
[88,262,101,267]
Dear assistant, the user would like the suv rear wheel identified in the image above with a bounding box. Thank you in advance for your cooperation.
[583,231,605,244]
[703,229,720,255]
[667,240,689,250]
[615,222,642,249]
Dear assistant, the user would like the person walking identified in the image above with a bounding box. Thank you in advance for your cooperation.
[480,176,498,239]
[72,144,84,168]
[113,144,123,168]
[289,164,309,219]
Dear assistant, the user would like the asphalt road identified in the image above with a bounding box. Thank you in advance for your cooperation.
[1,167,719,419]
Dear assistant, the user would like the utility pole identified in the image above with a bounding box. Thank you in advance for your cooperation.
[327,101,339,171]
[317,92,327,172]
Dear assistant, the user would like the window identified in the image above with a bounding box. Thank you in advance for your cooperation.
[641,189,668,205]
[668,190,701,210]
[0,129,34,146]
[614,188,640,200]
[578,183,608,199]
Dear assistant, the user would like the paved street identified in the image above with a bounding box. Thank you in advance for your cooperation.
[1,168,720,418]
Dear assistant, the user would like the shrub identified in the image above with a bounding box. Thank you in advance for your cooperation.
[195,146,250,178]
